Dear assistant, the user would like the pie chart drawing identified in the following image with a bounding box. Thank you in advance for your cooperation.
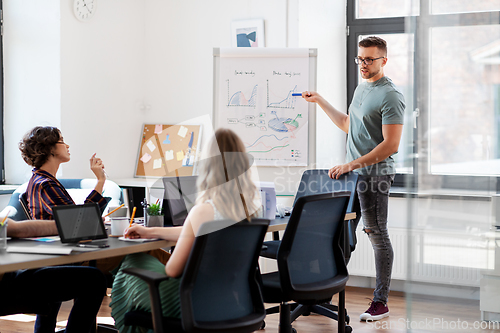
[268,111,301,138]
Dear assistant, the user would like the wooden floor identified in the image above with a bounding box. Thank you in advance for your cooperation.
[1,286,499,333]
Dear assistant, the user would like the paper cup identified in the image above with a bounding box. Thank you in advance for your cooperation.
[110,217,130,236]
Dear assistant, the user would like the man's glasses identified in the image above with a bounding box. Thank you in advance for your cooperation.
[354,57,385,65]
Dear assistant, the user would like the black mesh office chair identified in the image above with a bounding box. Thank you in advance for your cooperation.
[262,170,359,263]
[122,219,269,333]
[260,192,352,333]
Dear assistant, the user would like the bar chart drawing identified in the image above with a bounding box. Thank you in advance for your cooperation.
[227,80,257,107]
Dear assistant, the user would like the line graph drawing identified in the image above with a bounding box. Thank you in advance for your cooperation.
[245,134,291,154]
[227,80,257,107]
[267,80,298,109]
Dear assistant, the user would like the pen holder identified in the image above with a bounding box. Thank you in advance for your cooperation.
[0,221,8,251]
[146,215,163,228]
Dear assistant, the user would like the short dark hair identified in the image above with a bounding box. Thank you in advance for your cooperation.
[19,126,62,168]
[359,36,387,56]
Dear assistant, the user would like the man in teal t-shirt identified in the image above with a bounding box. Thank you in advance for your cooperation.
[302,36,405,322]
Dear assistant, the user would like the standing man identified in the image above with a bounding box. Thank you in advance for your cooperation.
[302,36,405,321]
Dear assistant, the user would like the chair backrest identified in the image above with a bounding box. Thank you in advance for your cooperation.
[294,170,360,255]
[294,170,358,213]
[2,179,123,221]
[19,192,33,219]
[180,219,269,333]
[278,192,350,302]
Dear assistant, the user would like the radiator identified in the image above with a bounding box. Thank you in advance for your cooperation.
[348,228,493,287]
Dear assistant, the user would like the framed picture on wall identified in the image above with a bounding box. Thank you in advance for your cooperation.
[231,19,265,47]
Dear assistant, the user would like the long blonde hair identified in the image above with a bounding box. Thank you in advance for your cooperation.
[196,128,260,221]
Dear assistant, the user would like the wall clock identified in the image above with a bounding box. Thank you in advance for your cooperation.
[73,0,96,21]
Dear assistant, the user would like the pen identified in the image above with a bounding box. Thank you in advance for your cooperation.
[128,207,137,229]
[0,209,10,226]
[292,93,302,96]
[103,203,125,218]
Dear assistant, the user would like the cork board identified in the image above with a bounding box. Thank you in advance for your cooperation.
[135,124,202,177]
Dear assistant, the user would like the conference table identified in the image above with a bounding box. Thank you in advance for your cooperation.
[0,212,356,274]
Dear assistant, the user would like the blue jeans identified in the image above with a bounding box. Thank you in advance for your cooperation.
[0,266,107,333]
[357,175,394,305]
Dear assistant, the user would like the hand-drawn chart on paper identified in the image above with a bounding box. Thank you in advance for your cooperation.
[217,52,309,166]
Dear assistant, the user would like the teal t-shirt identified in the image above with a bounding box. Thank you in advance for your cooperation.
[346,76,405,176]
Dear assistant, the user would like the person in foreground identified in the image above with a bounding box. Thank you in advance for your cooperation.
[19,126,108,220]
[1,219,107,333]
[302,36,405,321]
[109,128,262,333]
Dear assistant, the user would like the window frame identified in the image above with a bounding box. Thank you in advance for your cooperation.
[347,0,500,191]
[0,1,4,185]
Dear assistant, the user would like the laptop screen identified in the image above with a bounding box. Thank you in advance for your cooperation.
[162,176,198,226]
[53,203,108,243]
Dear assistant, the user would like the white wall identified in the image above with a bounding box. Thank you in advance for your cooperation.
[4,0,347,192]
[3,0,61,183]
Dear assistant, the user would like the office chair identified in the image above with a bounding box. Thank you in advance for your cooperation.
[19,192,33,219]
[2,179,123,221]
[262,170,359,263]
[122,218,269,333]
[260,192,352,333]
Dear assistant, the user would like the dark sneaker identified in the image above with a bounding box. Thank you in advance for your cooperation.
[359,301,389,321]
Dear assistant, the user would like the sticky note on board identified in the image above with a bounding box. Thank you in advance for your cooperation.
[154,124,163,134]
[140,153,152,163]
[178,126,188,138]
[163,134,171,144]
[165,150,174,161]
[176,151,185,161]
[153,159,162,169]
[146,140,156,152]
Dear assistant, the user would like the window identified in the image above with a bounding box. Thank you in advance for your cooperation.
[0,1,4,185]
[347,4,415,177]
[347,0,500,189]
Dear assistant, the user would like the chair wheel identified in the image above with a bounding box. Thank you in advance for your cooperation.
[292,328,297,333]
[259,320,265,330]
[345,314,350,324]
[345,325,352,333]
[303,310,310,316]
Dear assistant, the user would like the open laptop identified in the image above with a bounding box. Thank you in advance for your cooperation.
[53,203,108,244]
[162,176,198,226]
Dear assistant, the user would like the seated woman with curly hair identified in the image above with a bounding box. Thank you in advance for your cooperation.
[19,126,108,219]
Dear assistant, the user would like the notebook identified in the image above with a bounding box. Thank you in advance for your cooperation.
[52,203,108,243]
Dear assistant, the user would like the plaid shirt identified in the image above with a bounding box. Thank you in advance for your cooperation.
[26,168,107,220]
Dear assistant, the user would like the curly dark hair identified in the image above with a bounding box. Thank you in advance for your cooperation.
[19,126,62,168]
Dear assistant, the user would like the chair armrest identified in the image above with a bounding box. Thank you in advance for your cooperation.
[260,240,280,259]
[122,267,170,285]
[122,267,170,333]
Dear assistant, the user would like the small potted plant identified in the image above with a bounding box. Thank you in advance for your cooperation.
[146,201,164,227]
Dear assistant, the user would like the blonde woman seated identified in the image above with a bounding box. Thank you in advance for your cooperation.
[110,128,262,333]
